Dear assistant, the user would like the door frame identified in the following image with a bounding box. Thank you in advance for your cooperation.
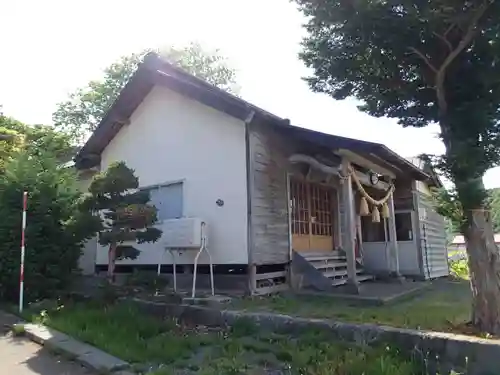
[287,175,338,253]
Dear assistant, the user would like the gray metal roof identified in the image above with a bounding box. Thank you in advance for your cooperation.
[75,53,429,181]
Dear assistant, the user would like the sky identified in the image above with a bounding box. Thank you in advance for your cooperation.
[1,0,499,188]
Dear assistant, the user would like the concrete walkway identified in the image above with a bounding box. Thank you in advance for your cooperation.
[0,313,93,375]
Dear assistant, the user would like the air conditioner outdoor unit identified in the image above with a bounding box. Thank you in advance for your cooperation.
[160,218,206,248]
[157,218,212,298]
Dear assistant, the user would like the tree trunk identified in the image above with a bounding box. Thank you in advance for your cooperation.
[439,106,500,333]
[454,170,500,333]
[107,243,116,282]
[463,209,500,333]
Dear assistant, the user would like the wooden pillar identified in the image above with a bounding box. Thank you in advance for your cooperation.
[387,190,401,276]
[341,159,359,293]
[248,263,257,295]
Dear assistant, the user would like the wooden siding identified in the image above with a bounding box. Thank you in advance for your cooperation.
[248,121,293,265]
[393,180,415,210]
[416,191,449,279]
[248,122,342,265]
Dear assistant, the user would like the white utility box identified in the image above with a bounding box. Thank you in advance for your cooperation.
[160,218,206,248]
[157,218,212,298]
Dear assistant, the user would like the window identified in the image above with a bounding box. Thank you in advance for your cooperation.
[144,182,183,221]
[395,212,413,241]
[360,212,414,242]
[361,216,389,242]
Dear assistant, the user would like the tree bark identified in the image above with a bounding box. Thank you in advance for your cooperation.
[462,209,500,333]
[413,0,497,334]
[107,243,116,282]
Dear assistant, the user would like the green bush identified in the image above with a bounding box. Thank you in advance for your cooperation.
[449,259,469,280]
[0,153,99,302]
[125,270,169,292]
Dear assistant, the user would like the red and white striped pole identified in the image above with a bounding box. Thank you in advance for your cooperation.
[19,191,27,314]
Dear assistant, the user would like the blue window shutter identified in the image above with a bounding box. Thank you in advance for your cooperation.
[148,183,183,220]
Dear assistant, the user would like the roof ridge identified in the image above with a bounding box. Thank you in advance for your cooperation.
[143,52,285,123]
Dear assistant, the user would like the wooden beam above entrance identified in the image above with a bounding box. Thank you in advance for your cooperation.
[353,170,390,190]
[337,149,397,179]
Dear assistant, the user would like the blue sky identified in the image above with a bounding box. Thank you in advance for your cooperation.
[1,0,499,188]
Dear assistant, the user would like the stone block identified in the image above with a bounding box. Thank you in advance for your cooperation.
[182,294,232,308]
[47,337,94,357]
[24,324,70,346]
[77,348,128,372]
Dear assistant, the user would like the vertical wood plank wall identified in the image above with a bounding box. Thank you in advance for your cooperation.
[248,121,293,265]
[248,121,343,265]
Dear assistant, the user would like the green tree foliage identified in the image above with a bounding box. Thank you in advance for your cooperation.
[294,0,500,332]
[433,187,500,240]
[487,188,500,233]
[295,0,500,202]
[0,127,21,171]
[0,116,25,171]
[0,153,99,302]
[441,187,500,235]
[53,43,238,142]
[0,114,74,167]
[432,188,465,232]
[81,162,162,280]
[22,124,75,161]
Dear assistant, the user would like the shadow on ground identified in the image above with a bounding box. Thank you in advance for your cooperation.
[0,313,93,375]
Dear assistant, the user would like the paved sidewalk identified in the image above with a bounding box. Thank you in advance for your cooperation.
[0,312,94,375]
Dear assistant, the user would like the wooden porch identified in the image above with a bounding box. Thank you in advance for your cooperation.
[285,143,422,293]
[246,119,433,295]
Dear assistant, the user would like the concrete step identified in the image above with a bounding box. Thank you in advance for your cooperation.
[297,249,374,288]
[313,261,348,270]
[323,268,364,279]
[357,274,375,282]
[330,274,374,286]
[305,254,346,262]
[329,273,374,285]
[300,250,343,259]
[332,278,347,286]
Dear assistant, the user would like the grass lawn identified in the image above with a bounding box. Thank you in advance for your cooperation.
[231,279,473,335]
[23,300,422,375]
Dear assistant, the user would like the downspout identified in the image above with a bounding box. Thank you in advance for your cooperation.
[244,110,256,294]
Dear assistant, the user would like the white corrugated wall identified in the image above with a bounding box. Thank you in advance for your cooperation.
[416,188,449,279]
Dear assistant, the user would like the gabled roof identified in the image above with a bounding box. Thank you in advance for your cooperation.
[74,53,429,181]
[406,156,444,188]
[285,126,428,180]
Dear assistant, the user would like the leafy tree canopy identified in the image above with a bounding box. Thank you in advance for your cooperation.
[294,0,500,333]
[0,115,74,170]
[440,187,500,237]
[296,0,500,200]
[487,188,500,233]
[53,43,238,142]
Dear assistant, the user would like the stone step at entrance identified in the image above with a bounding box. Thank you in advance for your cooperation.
[300,250,374,287]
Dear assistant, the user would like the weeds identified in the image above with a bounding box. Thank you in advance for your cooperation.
[449,259,469,280]
[233,280,472,334]
[22,299,424,374]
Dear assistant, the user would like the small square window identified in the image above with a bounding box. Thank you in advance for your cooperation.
[395,212,413,241]
[144,182,183,221]
[361,216,389,242]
